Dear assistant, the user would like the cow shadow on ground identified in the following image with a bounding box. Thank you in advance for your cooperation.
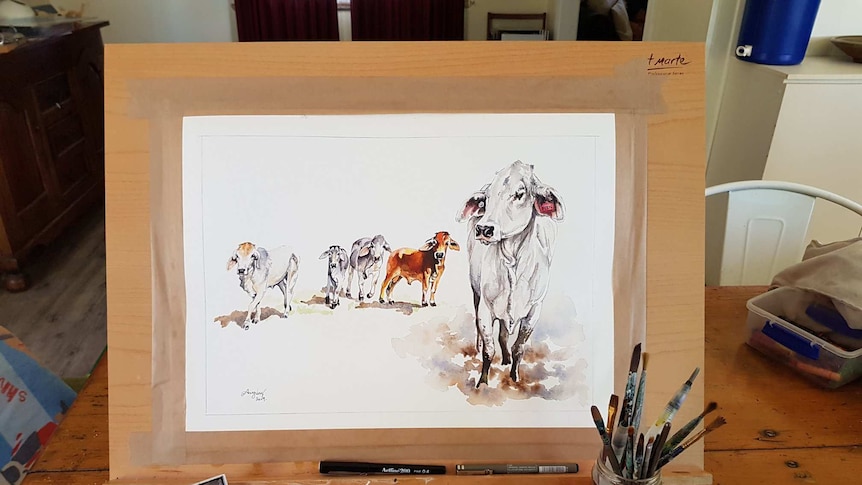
[303,286,421,316]
[356,299,421,316]
[302,288,351,310]
[213,307,282,329]
[303,293,420,316]
[302,295,330,307]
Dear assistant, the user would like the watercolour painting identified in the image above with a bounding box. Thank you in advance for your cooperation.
[183,114,616,432]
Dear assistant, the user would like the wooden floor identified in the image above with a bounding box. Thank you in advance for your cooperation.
[0,207,107,378]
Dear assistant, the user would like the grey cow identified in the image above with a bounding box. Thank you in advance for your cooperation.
[345,234,391,302]
[456,161,565,387]
[319,245,348,309]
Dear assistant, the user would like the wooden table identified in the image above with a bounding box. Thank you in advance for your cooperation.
[24,287,862,484]
[703,287,862,484]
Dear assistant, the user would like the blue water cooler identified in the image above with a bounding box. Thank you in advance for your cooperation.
[736,0,821,65]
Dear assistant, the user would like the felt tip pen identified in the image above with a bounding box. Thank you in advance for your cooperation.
[455,463,579,475]
[319,461,446,475]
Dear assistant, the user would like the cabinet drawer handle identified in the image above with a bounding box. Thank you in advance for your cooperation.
[55,102,62,110]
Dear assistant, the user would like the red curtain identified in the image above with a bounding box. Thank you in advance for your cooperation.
[351,0,465,41]
[235,0,340,41]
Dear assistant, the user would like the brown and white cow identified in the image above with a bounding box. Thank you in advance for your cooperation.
[378,231,460,307]
[456,161,564,386]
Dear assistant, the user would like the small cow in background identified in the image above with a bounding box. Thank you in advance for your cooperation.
[457,161,564,386]
[346,234,391,302]
[319,245,348,309]
[227,242,300,330]
[379,231,460,307]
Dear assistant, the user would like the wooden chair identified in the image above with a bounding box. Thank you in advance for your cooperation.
[706,180,862,285]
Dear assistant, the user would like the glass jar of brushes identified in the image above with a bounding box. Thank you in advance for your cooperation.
[592,453,662,485]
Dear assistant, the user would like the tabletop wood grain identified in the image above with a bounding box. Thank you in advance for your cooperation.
[25,287,862,484]
[703,287,862,484]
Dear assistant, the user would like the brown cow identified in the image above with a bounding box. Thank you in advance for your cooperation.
[378,231,460,307]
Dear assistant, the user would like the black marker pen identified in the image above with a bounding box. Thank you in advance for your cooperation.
[319,461,446,475]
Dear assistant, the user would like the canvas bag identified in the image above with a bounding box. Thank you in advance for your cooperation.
[0,329,77,485]
[770,238,862,347]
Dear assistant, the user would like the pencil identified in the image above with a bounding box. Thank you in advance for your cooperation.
[590,405,622,475]
[663,401,717,454]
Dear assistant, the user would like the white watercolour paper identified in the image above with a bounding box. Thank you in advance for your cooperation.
[183,114,616,432]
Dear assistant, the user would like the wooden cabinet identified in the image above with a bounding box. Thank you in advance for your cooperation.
[0,22,107,291]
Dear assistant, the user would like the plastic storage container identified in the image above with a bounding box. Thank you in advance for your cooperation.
[736,0,821,66]
[745,287,862,388]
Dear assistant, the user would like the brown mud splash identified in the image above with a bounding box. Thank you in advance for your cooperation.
[392,303,590,407]
[213,307,283,329]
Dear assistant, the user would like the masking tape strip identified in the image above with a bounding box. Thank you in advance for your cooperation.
[126,68,657,467]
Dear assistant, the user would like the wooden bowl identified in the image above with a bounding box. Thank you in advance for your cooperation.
[831,36,862,63]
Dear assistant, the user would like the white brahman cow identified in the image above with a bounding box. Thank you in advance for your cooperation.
[456,161,565,387]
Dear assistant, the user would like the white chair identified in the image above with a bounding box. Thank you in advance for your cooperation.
[705,180,862,286]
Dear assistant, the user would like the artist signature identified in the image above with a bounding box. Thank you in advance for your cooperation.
[647,53,691,75]
[241,388,266,402]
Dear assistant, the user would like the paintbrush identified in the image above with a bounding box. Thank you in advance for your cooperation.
[624,426,635,478]
[657,416,727,470]
[604,394,619,462]
[647,367,700,438]
[613,343,642,451]
[646,422,671,478]
[640,435,655,479]
[607,394,620,442]
[631,352,649,433]
[590,405,623,475]
[662,401,718,454]
[633,433,645,479]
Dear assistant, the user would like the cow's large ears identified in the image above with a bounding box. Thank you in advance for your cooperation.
[227,255,237,271]
[419,238,437,251]
[448,238,461,251]
[456,191,486,222]
[253,247,268,270]
[339,248,349,262]
[383,241,391,252]
[358,243,371,258]
[318,250,329,260]
[534,184,564,221]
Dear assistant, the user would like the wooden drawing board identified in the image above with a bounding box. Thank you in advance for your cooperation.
[105,41,706,484]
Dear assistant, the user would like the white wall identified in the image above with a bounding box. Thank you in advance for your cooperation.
[551,0,579,40]
[763,82,862,244]
[704,0,744,163]
[337,8,351,41]
[465,0,550,41]
[643,0,714,42]
[50,0,237,43]
[547,0,558,38]
[806,0,862,57]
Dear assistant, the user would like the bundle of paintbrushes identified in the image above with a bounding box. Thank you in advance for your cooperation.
[589,343,726,481]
